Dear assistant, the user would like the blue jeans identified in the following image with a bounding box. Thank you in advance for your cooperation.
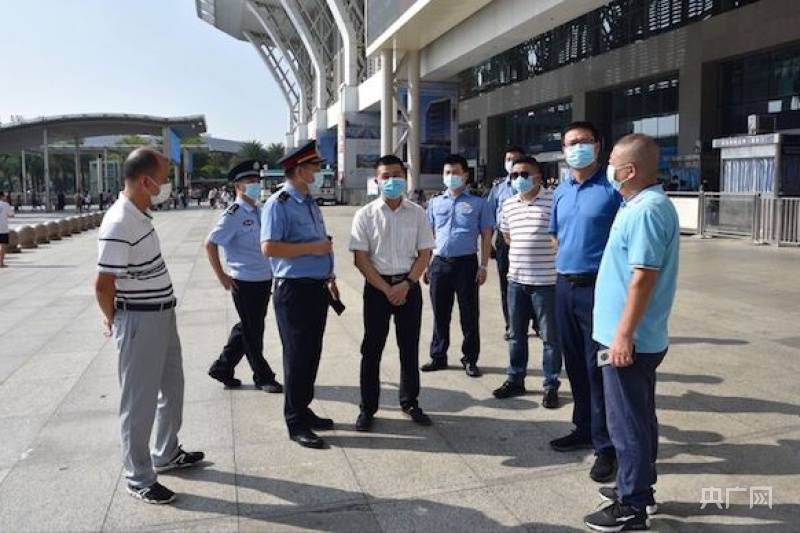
[506,281,561,390]
[602,348,667,510]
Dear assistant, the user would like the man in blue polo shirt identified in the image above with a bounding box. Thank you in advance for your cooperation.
[584,134,679,532]
[549,121,621,484]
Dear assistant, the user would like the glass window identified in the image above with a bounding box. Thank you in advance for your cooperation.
[500,100,572,154]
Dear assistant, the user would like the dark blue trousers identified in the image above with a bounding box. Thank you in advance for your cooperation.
[429,255,480,365]
[494,234,510,331]
[273,278,329,435]
[602,350,666,510]
[554,275,613,455]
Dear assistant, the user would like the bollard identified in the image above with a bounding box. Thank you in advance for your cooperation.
[69,217,81,234]
[34,224,50,244]
[17,225,37,249]
[58,219,72,237]
[94,212,103,226]
[79,215,90,231]
[47,221,62,240]
[7,229,21,253]
[84,214,96,229]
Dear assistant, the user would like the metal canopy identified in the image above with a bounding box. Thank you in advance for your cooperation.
[0,114,207,153]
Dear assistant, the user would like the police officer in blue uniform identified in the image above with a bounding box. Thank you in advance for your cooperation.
[421,154,494,377]
[206,160,283,393]
[486,146,524,340]
[261,140,340,449]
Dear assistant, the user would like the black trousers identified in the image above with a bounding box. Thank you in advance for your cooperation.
[211,279,275,385]
[273,278,329,434]
[494,234,510,330]
[360,278,422,415]
[429,255,480,365]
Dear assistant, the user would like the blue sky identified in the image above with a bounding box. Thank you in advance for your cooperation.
[0,0,287,144]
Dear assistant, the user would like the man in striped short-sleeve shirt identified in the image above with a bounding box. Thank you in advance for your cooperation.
[94,148,204,505]
[492,157,562,409]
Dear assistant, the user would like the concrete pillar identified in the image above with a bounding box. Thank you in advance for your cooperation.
[96,155,104,196]
[73,139,81,194]
[103,149,109,193]
[380,48,393,156]
[21,150,28,205]
[43,127,52,211]
[407,49,421,194]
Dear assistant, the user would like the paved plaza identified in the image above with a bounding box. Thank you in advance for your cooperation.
[0,206,799,532]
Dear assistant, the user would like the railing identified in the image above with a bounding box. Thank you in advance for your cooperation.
[666,192,800,247]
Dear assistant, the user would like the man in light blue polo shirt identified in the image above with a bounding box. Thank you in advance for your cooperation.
[584,134,679,532]
[549,121,622,485]
[421,154,494,377]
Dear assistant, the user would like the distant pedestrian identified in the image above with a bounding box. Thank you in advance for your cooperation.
[208,188,217,209]
[0,191,14,267]
[84,192,92,211]
[14,193,21,213]
[57,191,66,211]
[94,147,204,505]
[74,191,83,213]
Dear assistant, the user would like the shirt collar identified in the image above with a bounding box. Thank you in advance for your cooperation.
[568,165,605,187]
[119,192,152,222]
[236,196,256,212]
[379,196,409,211]
[624,183,664,206]
[283,181,309,203]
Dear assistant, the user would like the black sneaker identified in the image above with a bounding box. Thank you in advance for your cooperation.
[584,501,649,531]
[208,367,241,388]
[420,359,448,372]
[155,447,205,473]
[599,486,659,516]
[355,412,374,432]
[127,482,176,505]
[549,430,593,452]
[590,453,618,483]
[402,406,432,426]
[257,378,283,394]
[492,380,525,399]
[542,388,559,409]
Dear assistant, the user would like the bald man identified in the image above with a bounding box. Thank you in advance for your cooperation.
[95,148,204,505]
[583,134,679,531]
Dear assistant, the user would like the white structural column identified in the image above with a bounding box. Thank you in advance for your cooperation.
[406,49,420,194]
[21,150,28,205]
[74,139,81,194]
[326,0,356,87]
[279,0,327,135]
[43,127,51,211]
[380,48,393,156]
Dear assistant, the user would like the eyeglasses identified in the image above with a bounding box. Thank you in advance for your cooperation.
[510,172,542,180]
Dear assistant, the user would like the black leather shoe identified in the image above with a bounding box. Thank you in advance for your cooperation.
[257,378,283,394]
[402,406,432,426]
[290,429,325,449]
[550,430,593,452]
[208,367,241,388]
[306,411,334,431]
[542,388,559,409]
[492,380,525,399]
[355,412,373,432]
[420,359,448,372]
[463,363,482,378]
[590,452,617,483]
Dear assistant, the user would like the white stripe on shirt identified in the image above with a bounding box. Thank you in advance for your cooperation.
[500,191,556,286]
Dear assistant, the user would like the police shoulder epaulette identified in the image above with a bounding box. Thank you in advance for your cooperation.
[277,191,290,203]
[224,203,239,215]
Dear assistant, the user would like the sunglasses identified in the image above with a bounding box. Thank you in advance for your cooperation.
[510,172,542,180]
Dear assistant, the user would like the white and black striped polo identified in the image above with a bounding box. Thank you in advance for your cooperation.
[500,190,557,286]
[97,194,174,305]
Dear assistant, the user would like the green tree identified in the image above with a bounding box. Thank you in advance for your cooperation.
[117,134,150,146]
[236,141,269,163]
[265,143,285,168]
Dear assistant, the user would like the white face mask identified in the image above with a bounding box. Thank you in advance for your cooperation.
[308,171,325,195]
[146,176,172,205]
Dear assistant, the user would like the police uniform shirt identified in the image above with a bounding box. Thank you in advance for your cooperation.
[486,177,515,229]
[97,193,174,304]
[427,190,494,258]
[207,196,272,282]
[349,197,435,276]
[261,182,332,279]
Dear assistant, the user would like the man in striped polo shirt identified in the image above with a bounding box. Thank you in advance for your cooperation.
[492,157,562,409]
[94,148,203,505]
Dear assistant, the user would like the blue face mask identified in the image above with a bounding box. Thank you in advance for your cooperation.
[512,176,533,194]
[565,143,596,169]
[381,177,406,199]
[244,183,262,201]
[443,174,465,190]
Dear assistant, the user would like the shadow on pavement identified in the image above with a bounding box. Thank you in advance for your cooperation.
[669,336,749,346]
[656,501,800,532]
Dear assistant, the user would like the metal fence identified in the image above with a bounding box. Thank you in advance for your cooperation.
[667,192,800,247]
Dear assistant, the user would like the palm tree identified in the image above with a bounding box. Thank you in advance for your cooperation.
[237,141,269,162]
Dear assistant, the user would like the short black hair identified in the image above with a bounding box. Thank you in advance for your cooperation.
[561,121,600,145]
[505,145,525,156]
[123,148,163,182]
[374,154,406,174]
[511,156,542,173]
[442,154,469,173]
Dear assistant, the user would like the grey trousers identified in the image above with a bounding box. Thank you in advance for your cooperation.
[113,308,184,488]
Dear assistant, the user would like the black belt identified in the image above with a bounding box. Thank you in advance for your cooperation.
[275,277,327,285]
[558,273,597,286]
[435,254,476,264]
[115,299,176,312]
[381,273,410,285]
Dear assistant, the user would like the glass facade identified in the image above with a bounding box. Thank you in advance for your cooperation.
[719,44,800,135]
[458,0,760,100]
[502,100,573,155]
[457,122,480,161]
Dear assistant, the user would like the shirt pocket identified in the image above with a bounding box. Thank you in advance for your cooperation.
[398,225,418,254]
